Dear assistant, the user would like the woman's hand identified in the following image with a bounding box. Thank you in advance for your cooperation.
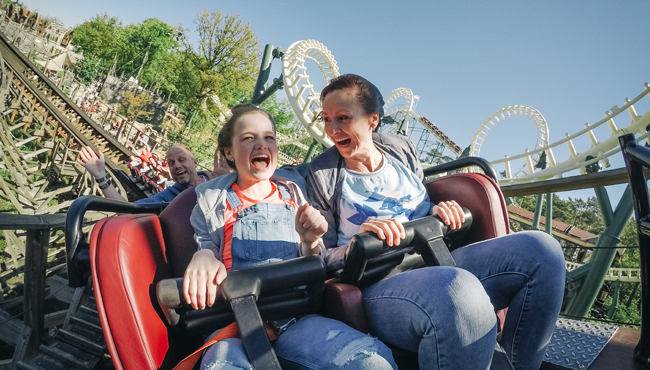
[183,249,227,310]
[359,217,405,247]
[76,146,106,179]
[295,204,328,252]
[432,200,465,230]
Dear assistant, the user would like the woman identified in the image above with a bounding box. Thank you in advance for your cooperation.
[307,74,565,370]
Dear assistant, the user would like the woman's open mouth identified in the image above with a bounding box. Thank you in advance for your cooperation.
[251,154,270,170]
[336,138,351,146]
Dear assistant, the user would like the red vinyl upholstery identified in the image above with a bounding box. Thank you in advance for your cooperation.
[90,214,178,370]
[158,186,199,278]
[425,173,510,242]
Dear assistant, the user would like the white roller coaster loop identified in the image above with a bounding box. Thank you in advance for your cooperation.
[383,87,462,156]
[281,40,339,148]
[384,87,415,117]
[471,105,549,178]
[381,87,415,135]
[489,83,650,185]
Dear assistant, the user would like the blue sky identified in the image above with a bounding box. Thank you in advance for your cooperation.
[24,0,650,206]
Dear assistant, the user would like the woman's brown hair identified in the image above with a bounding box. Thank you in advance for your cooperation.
[320,74,384,130]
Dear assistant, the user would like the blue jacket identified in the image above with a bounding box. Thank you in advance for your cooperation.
[134,171,208,204]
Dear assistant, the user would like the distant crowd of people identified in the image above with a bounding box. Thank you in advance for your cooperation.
[127,147,172,193]
[76,81,103,120]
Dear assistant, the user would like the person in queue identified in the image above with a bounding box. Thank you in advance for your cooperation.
[185,103,397,369]
[307,74,565,370]
[77,144,213,204]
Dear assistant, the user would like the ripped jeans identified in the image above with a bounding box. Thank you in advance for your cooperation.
[201,314,397,370]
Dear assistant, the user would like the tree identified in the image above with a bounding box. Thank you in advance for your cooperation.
[75,54,102,84]
[70,14,123,71]
[121,90,153,123]
[116,18,179,85]
[180,8,260,111]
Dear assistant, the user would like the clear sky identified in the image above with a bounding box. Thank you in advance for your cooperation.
[23,0,650,206]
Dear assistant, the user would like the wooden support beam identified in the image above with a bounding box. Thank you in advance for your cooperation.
[44,309,68,328]
[21,147,48,160]
[23,228,49,355]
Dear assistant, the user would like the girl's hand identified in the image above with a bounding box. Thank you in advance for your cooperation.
[432,200,465,230]
[183,249,227,310]
[359,217,405,247]
[295,204,328,249]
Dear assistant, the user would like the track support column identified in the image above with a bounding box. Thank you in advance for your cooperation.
[563,185,633,317]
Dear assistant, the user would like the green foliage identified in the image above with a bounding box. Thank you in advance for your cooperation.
[75,54,102,85]
[70,14,123,71]
[511,194,604,234]
[117,18,179,83]
[121,90,153,122]
[70,9,260,126]
[180,8,259,111]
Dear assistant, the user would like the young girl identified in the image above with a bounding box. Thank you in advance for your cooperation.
[184,104,397,370]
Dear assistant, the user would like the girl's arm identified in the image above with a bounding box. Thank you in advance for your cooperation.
[186,204,226,309]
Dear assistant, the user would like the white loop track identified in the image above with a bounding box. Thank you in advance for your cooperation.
[471,105,549,178]
[487,83,650,185]
[281,40,339,148]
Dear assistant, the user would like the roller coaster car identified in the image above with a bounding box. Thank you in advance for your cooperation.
[65,157,510,370]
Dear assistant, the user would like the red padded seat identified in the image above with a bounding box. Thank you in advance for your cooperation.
[90,214,178,370]
[425,173,510,242]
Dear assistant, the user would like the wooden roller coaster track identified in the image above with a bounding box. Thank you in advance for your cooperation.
[0,30,144,216]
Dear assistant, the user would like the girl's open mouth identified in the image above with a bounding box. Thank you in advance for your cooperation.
[251,154,270,170]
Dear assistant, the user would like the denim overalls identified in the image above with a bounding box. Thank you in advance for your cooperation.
[226,182,300,270]
[201,182,399,370]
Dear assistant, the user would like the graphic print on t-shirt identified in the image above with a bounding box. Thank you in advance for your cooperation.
[337,154,431,247]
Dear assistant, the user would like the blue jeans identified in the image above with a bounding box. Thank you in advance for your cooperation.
[201,314,397,370]
[453,230,565,370]
[362,230,564,370]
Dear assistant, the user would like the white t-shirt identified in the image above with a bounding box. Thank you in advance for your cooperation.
[337,154,431,247]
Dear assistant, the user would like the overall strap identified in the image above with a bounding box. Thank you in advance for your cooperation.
[226,188,242,209]
[275,182,293,201]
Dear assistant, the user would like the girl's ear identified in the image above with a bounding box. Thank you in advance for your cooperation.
[224,147,235,163]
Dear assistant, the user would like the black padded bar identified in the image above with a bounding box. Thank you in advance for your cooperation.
[157,256,325,334]
[340,210,472,285]
[65,195,169,287]
[423,157,498,183]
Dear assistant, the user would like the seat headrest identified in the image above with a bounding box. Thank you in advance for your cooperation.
[159,186,198,278]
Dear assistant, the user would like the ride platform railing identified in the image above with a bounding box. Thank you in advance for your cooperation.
[619,133,650,368]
